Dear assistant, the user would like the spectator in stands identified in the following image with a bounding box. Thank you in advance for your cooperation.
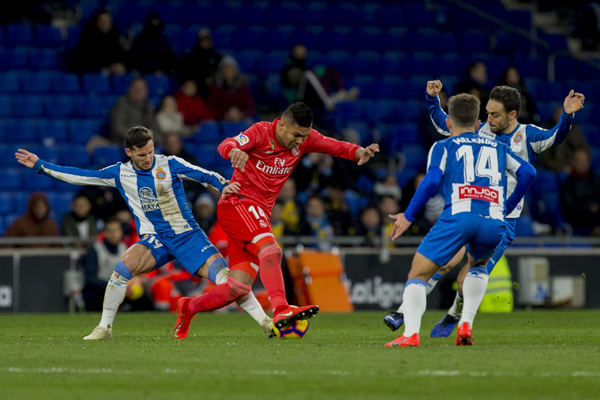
[3,192,59,246]
[323,183,353,236]
[378,195,400,246]
[356,206,381,246]
[193,194,217,233]
[71,9,126,75]
[77,186,128,225]
[81,218,127,311]
[111,78,161,144]
[573,2,600,51]
[455,61,489,120]
[400,173,443,236]
[293,153,334,194]
[155,96,189,137]
[421,88,448,149]
[373,174,402,202]
[281,44,309,105]
[298,64,359,113]
[114,210,139,247]
[173,80,213,127]
[271,201,287,240]
[497,67,538,124]
[561,149,600,235]
[128,13,176,75]
[62,194,99,240]
[300,196,334,250]
[539,105,590,173]
[162,133,202,197]
[208,55,256,122]
[332,129,378,194]
[178,28,223,98]
[278,178,301,234]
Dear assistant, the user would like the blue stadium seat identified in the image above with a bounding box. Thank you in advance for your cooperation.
[21,71,51,93]
[337,102,364,124]
[3,47,29,69]
[591,147,600,171]
[0,120,5,141]
[53,72,80,94]
[35,48,60,70]
[294,3,324,26]
[396,168,418,190]
[0,217,5,236]
[221,122,249,138]
[259,51,287,74]
[433,32,458,53]
[349,75,376,99]
[82,73,111,94]
[37,146,60,164]
[236,50,262,74]
[0,71,20,93]
[4,213,21,229]
[323,5,355,27]
[2,168,23,191]
[8,119,37,142]
[145,74,170,97]
[401,29,435,52]
[259,27,290,51]
[289,29,317,49]
[212,25,235,49]
[460,30,488,53]
[36,25,63,47]
[404,5,435,28]
[345,120,371,146]
[231,28,260,51]
[391,123,421,149]
[325,51,351,71]
[55,192,77,216]
[530,170,559,195]
[437,53,460,76]
[148,3,178,24]
[193,122,221,144]
[236,5,267,26]
[176,4,207,26]
[115,3,147,28]
[22,168,53,191]
[346,29,375,52]
[93,146,122,167]
[376,52,403,76]
[59,144,89,167]
[406,52,435,76]
[398,99,422,122]
[401,144,427,170]
[192,145,218,167]
[37,119,68,142]
[76,96,107,118]
[45,95,75,118]
[66,26,82,49]
[6,24,33,46]
[0,192,13,216]
[581,124,600,147]
[377,6,404,28]
[0,144,15,166]
[514,216,535,237]
[0,95,11,117]
[365,99,396,124]
[68,119,103,143]
[111,74,134,95]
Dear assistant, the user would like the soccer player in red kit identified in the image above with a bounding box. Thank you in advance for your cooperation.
[174,102,379,337]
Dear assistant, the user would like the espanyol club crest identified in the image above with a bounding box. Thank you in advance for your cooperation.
[156,168,166,180]
[292,147,300,156]
[514,132,523,143]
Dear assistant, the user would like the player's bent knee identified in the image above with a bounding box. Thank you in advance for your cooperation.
[227,278,252,298]
[259,242,283,260]
[230,262,258,285]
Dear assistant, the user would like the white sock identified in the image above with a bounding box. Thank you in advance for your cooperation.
[402,280,427,336]
[459,267,489,327]
[397,274,441,314]
[99,271,129,329]
[216,269,268,325]
[448,291,464,318]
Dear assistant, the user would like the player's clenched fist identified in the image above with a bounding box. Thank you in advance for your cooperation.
[228,148,249,172]
[356,143,379,165]
[563,90,585,115]
[426,80,443,97]
[221,181,242,199]
[15,149,39,168]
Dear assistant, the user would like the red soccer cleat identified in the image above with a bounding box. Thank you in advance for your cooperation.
[273,305,319,330]
[456,322,474,346]
[384,333,420,347]
[174,297,196,339]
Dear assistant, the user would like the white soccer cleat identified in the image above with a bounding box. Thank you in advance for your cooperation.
[260,316,276,338]
[83,326,113,340]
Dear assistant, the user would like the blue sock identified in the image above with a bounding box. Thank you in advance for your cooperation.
[114,260,132,280]
[431,272,443,281]
[468,266,489,276]
[207,258,228,283]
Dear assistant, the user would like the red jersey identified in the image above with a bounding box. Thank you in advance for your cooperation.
[217,118,361,214]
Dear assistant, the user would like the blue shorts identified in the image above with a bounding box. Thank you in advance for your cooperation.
[486,217,517,273]
[137,229,219,275]
[417,213,506,267]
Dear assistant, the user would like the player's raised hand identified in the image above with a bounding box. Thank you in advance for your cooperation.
[563,90,585,115]
[15,149,39,168]
[426,80,443,97]
[221,181,241,199]
[389,213,412,241]
[228,148,249,172]
[357,143,379,165]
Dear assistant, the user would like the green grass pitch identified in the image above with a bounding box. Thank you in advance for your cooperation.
[1,310,600,400]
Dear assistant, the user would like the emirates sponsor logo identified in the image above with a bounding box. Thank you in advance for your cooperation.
[256,160,292,175]
[458,185,499,203]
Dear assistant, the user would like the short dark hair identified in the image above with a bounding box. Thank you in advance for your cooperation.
[489,85,521,114]
[104,217,121,227]
[125,126,154,150]
[447,93,480,128]
[282,102,313,128]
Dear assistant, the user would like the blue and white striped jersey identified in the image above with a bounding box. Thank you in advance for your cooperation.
[34,155,227,237]
[428,131,528,221]
[427,93,574,218]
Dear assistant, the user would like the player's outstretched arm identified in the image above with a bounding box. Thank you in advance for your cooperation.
[563,90,585,115]
[425,80,450,136]
[356,143,380,165]
[15,149,117,187]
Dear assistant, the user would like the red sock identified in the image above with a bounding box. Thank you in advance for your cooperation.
[258,244,288,312]
[187,278,251,314]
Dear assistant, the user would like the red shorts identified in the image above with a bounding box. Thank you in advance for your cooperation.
[217,198,277,279]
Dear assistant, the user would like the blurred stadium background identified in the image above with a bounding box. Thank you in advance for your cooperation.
[0,0,599,314]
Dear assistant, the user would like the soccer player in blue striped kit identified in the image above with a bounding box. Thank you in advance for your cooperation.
[15,126,275,340]
[385,81,585,337]
[385,93,536,347]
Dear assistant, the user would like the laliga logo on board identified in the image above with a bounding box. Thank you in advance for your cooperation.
[156,168,166,180]
[514,132,523,143]
[458,185,499,203]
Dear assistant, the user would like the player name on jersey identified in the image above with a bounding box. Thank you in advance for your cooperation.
[452,137,498,147]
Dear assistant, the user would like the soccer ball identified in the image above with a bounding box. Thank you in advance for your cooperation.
[273,319,310,339]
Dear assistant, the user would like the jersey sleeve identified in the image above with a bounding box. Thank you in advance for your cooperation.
[168,156,227,192]
[426,93,451,137]
[426,141,448,173]
[217,123,264,160]
[526,110,574,154]
[303,130,361,160]
[34,160,118,187]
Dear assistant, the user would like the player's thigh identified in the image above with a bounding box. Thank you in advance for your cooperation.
[218,199,273,255]
[228,236,259,287]
[438,246,467,274]
[417,215,471,267]
[128,234,173,275]
[169,230,220,276]
[468,218,506,264]
[408,251,442,281]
